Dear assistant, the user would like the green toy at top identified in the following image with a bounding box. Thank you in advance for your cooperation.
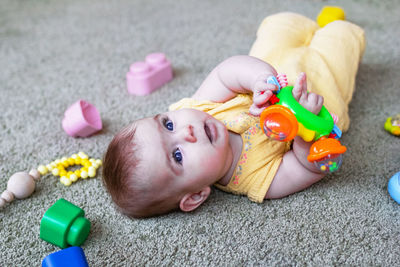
[40,198,91,248]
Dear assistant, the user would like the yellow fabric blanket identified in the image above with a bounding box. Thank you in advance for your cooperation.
[249,12,365,131]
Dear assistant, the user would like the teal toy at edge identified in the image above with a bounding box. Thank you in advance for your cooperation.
[40,198,91,248]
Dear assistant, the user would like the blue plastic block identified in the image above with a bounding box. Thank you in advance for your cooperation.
[388,172,400,204]
[42,247,89,267]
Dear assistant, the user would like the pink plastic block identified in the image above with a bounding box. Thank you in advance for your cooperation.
[62,100,102,138]
[126,53,173,95]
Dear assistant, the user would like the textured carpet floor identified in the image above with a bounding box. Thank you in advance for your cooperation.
[1,0,400,266]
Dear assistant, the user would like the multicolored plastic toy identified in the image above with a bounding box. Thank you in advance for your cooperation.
[260,75,346,173]
[42,246,89,267]
[384,114,400,136]
[126,53,173,95]
[62,100,102,138]
[40,198,91,248]
[0,152,102,209]
[317,6,346,27]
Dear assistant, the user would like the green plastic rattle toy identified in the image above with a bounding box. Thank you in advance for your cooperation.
[260,75,346,173]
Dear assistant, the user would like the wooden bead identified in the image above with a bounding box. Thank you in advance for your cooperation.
[7,172,36,199]
[29,169,41,181]
[1,190,14,202]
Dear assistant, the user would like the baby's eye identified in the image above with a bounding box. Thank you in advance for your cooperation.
[163,118,174,131]
[173,148,183,164]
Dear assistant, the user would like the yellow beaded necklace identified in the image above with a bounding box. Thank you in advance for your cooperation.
[0,152,103,208]
[37,152,102,186]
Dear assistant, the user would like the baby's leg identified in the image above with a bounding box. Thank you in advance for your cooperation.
[249,12,319,62]
[309,20,365,105]
[250,12,365,131]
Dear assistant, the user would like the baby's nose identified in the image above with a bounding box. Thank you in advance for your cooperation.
[181,125,196,143]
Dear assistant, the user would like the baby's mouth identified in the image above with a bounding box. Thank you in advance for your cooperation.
[205,124,212,143]
[204,121,219,144]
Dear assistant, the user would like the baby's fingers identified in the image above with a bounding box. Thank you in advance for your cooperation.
[254,79,277,93]
[253,90,272,105]
[317,94,324,107]
[305,93,324,114]
[249,103,268,116]
[308,93,324,106]
[293,72,307,101]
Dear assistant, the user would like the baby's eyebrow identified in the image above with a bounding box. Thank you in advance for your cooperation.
[153,114,162,131]
[153,114,160,123]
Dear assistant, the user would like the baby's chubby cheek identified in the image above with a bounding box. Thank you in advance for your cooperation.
[196,158,224,178]
[201,148,232,175]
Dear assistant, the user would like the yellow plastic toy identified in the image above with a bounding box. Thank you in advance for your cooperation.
[384,114,400,136]
[317,6,346,27]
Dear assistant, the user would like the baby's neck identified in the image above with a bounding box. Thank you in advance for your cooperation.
[217,131,242,186]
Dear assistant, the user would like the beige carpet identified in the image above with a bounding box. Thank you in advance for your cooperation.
[1,0,400,265]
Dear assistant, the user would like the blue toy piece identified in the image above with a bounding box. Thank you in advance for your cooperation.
[42,247,89,267]
[388,171,400,204]
[266,76,282,91]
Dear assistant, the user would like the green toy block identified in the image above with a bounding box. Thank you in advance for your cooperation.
[40,198,91,248]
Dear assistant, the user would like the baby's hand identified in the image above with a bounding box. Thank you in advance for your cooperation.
[249,74,279,116]
[292,72,324,115]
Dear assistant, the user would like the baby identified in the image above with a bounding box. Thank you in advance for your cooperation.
[103,55,326,218]
[103,12,365,218]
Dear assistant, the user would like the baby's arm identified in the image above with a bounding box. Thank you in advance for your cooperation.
[265,73,325,198]
[192,55,278,105]
[265,137,325,198]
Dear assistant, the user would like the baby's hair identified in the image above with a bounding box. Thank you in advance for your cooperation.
[102,121,181,218]
[102,123,143,216]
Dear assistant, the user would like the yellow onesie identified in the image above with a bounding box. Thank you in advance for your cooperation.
[170,12,365,203]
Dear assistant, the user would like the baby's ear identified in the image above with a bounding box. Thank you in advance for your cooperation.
[179,187,211,212]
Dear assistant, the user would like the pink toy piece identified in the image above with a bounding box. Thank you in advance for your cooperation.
[277,73,288,88]
[62,100,102,137]
[126,53,173,95]
[330,113,339,124]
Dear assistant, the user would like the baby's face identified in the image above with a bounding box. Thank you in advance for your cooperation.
[135,108,233,195]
